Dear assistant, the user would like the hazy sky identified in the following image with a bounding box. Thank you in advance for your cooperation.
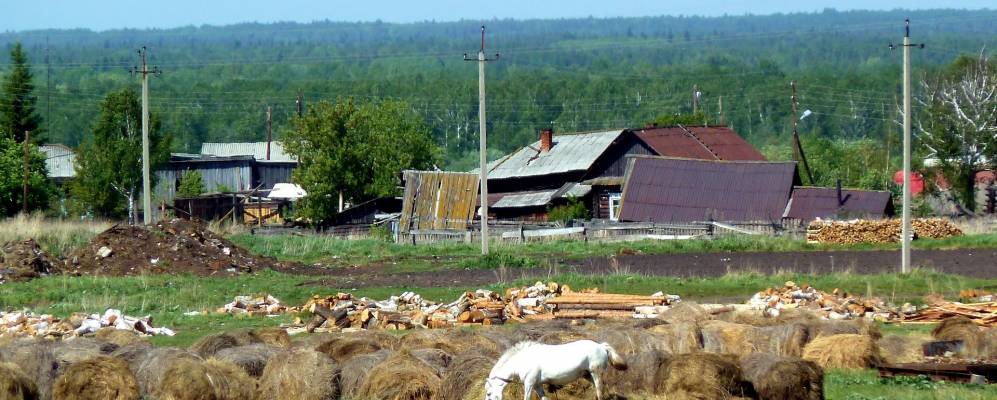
[4,0,994,31]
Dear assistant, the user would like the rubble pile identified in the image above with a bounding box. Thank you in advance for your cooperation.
[747,281,908,321]
[0,308,175,338]
[286,281,681,333]
[902,300,997,327]
[807,218,963,244]
[66,219,301,277]
[216,294,290,316]
[0,239,57,283]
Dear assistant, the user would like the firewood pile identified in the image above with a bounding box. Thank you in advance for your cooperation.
[0,308,175,338]
[215,294,290,316]
[286,282,681,333]
[901,301,997,327]
[747,281,908,321]
[807,218,963,244]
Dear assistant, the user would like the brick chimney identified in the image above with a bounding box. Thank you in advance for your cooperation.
[540,128,554,152]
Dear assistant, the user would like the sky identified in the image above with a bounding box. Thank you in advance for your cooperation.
[4,0,994,31]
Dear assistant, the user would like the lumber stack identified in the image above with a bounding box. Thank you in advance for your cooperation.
[902,301,997,327]
[807,218,962,244]
[747,281,906,321]
[217,294,289,315]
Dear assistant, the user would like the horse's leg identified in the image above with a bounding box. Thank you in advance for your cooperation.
[591,371,604,400]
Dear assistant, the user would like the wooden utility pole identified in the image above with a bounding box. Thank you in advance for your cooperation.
[718,96,724,125]
[464,26,499,255]
[22,131,29,214]
[791,81,815,185]
[266,106,272,161]
[296,90,303,117]
[891,19,924,274]
[131,47,160,225]
[692,84,699,114]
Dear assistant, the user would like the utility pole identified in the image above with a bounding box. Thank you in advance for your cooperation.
[131,47,161,225]
[45,38,50,135]
[891,19,924,274]
[22,131,29,214]
[464,26,499,255]
[692,84,699,114]
[791,81,815,185]
[296,90,303,117]
[718,96,724,125]
[266,106,272,161]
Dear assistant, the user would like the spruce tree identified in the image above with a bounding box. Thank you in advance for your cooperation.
[0,43,42,143]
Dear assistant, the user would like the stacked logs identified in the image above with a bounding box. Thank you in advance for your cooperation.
[747,281,907,321]
[807,218,962,244]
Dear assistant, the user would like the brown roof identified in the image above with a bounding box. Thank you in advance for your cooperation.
[634,125,766,161]
[786,186,895,220]
[619,156,796,223]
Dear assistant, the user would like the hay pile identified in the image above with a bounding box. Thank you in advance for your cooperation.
[805,319,881,340]
[802,334,881,369]
[52,337,118,369]
[410,348,453,375]
[603,349,671,395]
[339,350,393,399]
[0,361,38,400]
[110,342,153,366]
[257,348,339,400]
[0,339,58,399]
[931,316,988,358]
[251,327,291,348]
[659,353,750,399]
[647,321,704,353]
[213,343,278,377]
[877,335,930,364]
[154,358,256,400]
[95,328,147,347]
[134,348,202,397]
[316,336,390,363]
[356,350,442,400]
[52,356,139,400]
[189,333,241,358]
[741,353,823,400]
[437,353,495,400]
[700,321,809,358]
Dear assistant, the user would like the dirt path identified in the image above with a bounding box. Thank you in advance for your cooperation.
[307,248,997,289]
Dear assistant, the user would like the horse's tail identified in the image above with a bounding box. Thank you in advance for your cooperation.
[601,343,628,370]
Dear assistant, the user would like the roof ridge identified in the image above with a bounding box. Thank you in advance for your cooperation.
[678,124,721,161]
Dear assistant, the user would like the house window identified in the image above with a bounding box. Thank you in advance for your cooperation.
[608,193,622,221]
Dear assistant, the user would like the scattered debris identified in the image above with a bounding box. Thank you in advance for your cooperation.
[747,281,903,321]
[0,309,175,338]
[807,218,962,244]
[0,239,57,283]
[217,295,290,316]
[903,301,997,327]
[97,246,113,258]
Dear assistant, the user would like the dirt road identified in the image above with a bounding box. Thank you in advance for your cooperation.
[311,248,997,288]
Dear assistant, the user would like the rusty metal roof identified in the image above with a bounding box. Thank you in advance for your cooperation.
[785,186,895,220]
[477,129,626,180]
[619,156,796,222]
[634,125,766,161]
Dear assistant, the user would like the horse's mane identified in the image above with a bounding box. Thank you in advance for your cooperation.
[494,341,541,369]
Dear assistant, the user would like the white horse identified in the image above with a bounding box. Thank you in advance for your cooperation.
[485,340,628,400]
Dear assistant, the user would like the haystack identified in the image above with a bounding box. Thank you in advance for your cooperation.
[932,316,985,357]
[658,302,711,324]
[603,349,671,395]
[513,320,579,341]
[95,328,147,347]
[134,347,202,397]
[251,327,291,348]
[213,343,278,377]
[110,342,153,366]
[290,332,339,350]
[316,336,387,363]
[0,339,58,399]
[591,328,667,355]
[701,321,810,358]
[659,353,750,399]
[647,321,704,353]
[741,353,823,400]
[52,337,118,370]
[257,348,339,400]
[405,328,507,355]
[154,358,255,400]
[802,334,881,369]
[339,350,393,399]
[189,333,240,358]
[876,335,930,364]
[437,353,495,400]
[52,356,139,400]
[806,319,881,340]
[356,349,441,400]
[0,361,39,400]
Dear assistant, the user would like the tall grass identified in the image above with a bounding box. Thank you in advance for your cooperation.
[0,214,110,258]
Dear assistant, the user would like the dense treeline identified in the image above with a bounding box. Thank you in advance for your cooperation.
[0,8,994,176]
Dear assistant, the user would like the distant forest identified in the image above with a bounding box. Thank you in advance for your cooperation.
[1,9,995,172]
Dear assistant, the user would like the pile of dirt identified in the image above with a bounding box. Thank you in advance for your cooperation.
[0,239,57,283]
[66,219,304,277]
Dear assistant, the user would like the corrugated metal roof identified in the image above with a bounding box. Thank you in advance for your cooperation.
[635,125,766,161]
[39,144,76,179]
[477,130,625,180]
[785,186,894,220]
[493,190,558,208]
[619,156,796,222]
[399,171,479,232]
[200,142,297,163]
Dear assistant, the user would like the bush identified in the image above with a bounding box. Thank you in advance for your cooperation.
[177,170,205,198]
[548,196,588,223]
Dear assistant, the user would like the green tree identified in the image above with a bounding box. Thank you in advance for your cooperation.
[653,112,713,127]
[0,43,42,143]
[0,139,53,215]
[282,98,438,222]
[177,170,204,197]
[70,88,170,221]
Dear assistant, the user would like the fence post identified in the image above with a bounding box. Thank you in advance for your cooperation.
[465,230,472,244]
[583,222,589,243]
[411,233,417,246]
[519,225,525,243]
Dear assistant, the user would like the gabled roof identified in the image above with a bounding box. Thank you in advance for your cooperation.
[634,125,766,161]
[619,156,796,223]
[39,144,76,179]
[478,129,626,180]
[200,142,297,163]
[785,186,894,220]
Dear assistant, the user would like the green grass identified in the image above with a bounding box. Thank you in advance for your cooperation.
[1,269,993,347]
[825,369,997,400]
[229,232,997,270]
